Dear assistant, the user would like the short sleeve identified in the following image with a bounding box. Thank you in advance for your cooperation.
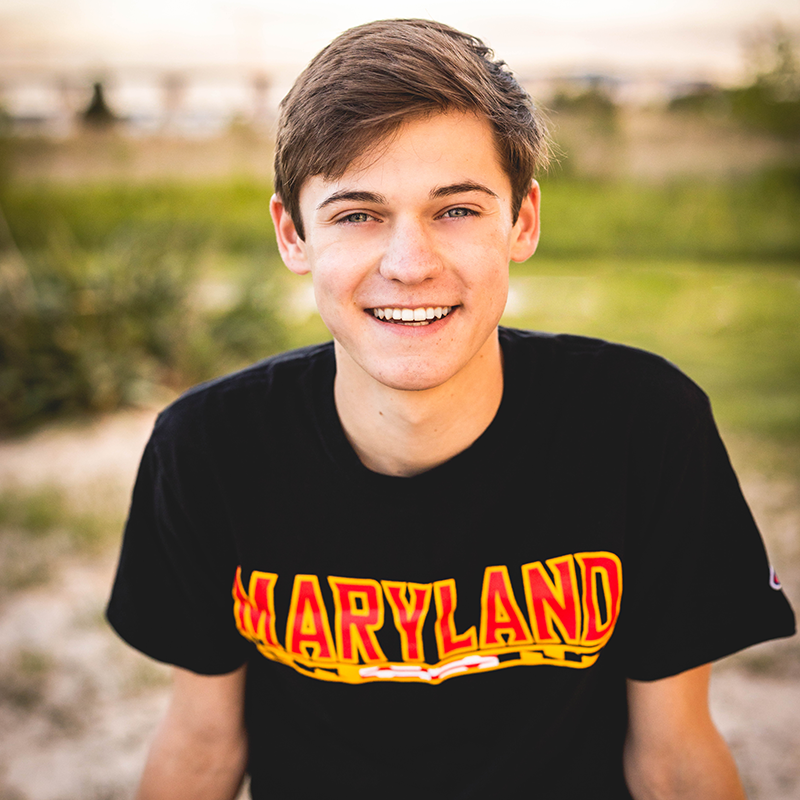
[106,414,250,675]
[620,389,795,681]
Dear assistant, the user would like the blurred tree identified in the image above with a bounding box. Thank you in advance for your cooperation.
[0,104,12,190]
[670,23,800,138]
[547,77,620,177]
[729,23,800,137]
[743,23,800,100]
[550,77,618,129]
[81,82,117,128]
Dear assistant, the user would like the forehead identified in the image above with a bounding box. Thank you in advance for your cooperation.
[301,111,510,204]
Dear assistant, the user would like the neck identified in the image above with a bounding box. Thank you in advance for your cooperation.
[333,332,504,477]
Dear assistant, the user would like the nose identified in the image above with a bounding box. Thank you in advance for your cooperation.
[379,217,442,284]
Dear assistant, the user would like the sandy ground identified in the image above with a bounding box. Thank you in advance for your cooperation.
[0,409,797,800]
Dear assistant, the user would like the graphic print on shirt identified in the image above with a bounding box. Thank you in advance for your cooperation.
[232,551,622,685]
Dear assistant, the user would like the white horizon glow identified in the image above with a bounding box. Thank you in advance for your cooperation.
[1,0,799,79]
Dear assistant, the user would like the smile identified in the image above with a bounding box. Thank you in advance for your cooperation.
[371,306,453,326]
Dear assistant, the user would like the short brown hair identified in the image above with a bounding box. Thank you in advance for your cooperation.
[274,18,550,239]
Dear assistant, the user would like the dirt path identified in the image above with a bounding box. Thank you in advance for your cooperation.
[0,411,797,799]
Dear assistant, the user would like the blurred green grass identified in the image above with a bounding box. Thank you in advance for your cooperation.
[1,172,798,454]
[538,169,800,262]
[2,180,278,255]
[4,169,799,261]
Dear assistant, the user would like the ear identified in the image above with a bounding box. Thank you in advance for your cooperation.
[270,194,310,275]
[509,180,541,264]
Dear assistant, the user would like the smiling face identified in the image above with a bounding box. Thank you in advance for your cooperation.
[271,111,540,397]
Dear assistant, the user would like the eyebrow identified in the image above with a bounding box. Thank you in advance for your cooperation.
[315,182,499,212]
[316,190,387,211]
[430,182,499,200]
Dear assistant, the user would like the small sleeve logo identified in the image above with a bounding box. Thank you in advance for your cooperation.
[769,565,782,591]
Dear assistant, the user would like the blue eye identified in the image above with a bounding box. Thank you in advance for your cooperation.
[442,207,476,219]
[339,212,374,224]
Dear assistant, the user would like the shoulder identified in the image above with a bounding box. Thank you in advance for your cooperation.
[150,342,334,458]
[499,326,711,429]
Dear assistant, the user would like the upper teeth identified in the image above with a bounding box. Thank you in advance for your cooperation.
[373,306,452,322]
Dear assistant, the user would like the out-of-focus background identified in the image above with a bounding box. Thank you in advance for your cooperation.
[0,1,799,798]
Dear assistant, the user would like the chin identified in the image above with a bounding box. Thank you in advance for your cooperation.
[372,366,456,393]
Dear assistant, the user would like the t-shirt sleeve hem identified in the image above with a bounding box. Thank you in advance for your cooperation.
[625,619,797,682]
[106,602,249,676]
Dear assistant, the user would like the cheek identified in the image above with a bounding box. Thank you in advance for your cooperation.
[310,265,365,333]
[460,246,510,292]
[308,251,354,298]
[311,277,347,322]
[444,223,514,269]
[464,259,509,321]
[311,240,379,289]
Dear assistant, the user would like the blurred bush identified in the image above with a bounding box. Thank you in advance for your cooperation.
[670,23,800,138]
[0,188,286,433]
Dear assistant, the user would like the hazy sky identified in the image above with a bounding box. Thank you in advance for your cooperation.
[2,0,799,81]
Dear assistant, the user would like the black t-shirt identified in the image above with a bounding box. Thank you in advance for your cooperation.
[107,328,795,799]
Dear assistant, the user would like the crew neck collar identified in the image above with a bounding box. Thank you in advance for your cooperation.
[312,328,526,487]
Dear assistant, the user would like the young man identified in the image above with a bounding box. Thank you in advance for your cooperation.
[108,19,795,799]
